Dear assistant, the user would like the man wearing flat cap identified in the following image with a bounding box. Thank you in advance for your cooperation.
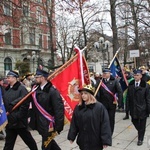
[126,69,150,146]
[29,69,64,150]
[3,70,38,150]
[96,68,123,135]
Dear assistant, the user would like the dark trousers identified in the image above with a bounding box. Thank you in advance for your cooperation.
[106,104,116,135]
[42,133,61,150]
[118,98,124,109]
[132,117,147,141]
[3,128,38,150]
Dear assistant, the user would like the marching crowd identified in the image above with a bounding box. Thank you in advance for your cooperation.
[0,65,150,150]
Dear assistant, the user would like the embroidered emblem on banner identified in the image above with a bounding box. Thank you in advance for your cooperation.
[68,78,80,101]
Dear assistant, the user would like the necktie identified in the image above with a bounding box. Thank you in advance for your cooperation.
[136,82,138,87]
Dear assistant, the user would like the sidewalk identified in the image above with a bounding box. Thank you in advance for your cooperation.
[1,112,150,150]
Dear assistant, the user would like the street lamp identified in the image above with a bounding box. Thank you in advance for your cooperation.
[91,55,98,72]
[141,49,149,67]
[94,37,110,68]
[27,51,39,73]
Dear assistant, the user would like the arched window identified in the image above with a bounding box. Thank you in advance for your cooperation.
[4,57,12,71]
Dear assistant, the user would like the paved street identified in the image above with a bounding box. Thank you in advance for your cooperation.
[1,112,150,150]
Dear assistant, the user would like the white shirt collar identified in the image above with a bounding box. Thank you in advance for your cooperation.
[106,78,110,81]
[40,82,48,90]
[135,81,140,86]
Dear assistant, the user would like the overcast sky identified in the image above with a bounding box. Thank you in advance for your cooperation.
[56,0,112,36]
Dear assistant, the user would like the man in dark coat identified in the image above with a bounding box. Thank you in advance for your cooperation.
[29,69,64,150]
[126,69,150,146]
[96,68,123,135]
[3,70,38,150]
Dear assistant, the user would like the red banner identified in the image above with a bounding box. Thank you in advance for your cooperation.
[48,48,90,121]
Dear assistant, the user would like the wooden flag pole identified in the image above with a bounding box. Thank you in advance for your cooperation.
[48,54,77,81]
[48,46,87,81]
[6,86,39,115]
[108,48,121,68]
[94,48,121,96]
[94,79,103,97]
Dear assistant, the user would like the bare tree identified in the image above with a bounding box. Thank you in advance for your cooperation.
[109,0,119,55]
[56,13,78,63]
[57,0,102,59]
[115,0,150,67]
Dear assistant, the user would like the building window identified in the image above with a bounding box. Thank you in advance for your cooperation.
[39,34,42,48]
[4,57,12,71]
[23,5,29,16]
[88,66,94,72]
[37,8,42,22]
[5,30,11,45]
[4,2,12,16]
[37,0,42,3]
[29,28,35,45]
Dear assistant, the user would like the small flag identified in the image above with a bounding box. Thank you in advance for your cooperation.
[110,57,128,92]
[0,88,7,131]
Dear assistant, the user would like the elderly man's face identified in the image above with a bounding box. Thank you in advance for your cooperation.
[134,73,142,81]
[7,76,17,85]
[102,72,111,79]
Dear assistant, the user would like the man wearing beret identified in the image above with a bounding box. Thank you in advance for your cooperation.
[96,68,123,135]
[3,70,38,150]
[126,69,150,146]
[29,69,64,150]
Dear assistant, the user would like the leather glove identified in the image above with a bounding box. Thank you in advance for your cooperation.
[8,113,16,123]
[8,104,14,113]
[56,130,62,134]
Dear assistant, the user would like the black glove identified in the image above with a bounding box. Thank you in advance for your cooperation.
[8,104,14,113]
[8,113,16,123]
[56,129,62,134]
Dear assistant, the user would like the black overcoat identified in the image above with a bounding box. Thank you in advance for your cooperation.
[3,81,29,129]
[68,101,112,150]
[29,82,64,136]
[96,75,123,109]
[126,80,150,119]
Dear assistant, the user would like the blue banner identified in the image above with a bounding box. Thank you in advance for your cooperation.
[0,87,7,131]
[110,57,127,92]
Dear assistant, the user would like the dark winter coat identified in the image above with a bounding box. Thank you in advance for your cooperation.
[96,75,123,109]
[126,80,150,119]
[29,82,64,136]
[142,73,150,82]
[3,81,29,129]
[67,101,112,150]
